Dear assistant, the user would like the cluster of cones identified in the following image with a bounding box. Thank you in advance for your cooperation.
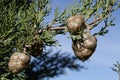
[8,14,97,74]
[67,14,97,61]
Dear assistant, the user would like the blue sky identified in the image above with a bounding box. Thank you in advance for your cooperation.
[47,0,120,80]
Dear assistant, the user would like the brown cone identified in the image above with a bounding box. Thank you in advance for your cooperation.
[67,14,86,35]
[72,32,97,61]
[8,52,30,74]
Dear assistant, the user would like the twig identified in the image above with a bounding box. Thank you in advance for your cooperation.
[38,17,102,33]
[50,26,67,30]
[88,18,101,25]
[38,26,67,34]
[86,17,102,30]
[50,17,102,31]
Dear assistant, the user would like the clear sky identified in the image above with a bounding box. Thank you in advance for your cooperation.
[48,0,120,80]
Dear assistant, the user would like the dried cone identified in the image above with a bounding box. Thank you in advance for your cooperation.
[72,41,93,61]
[8,52,30,74]
[30,43,43,57]
[67,14,86,34]
[72,32,97,61]
[83,32,97,51]
[72,44,93,61]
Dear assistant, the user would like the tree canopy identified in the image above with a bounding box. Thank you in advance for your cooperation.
[0,0,120,80]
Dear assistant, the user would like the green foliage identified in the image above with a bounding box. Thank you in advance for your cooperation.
[0,0,120,80]
[52,0,120,36]
[0,0,56,79]
[111,61,120,80]
[0,0,54,52]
